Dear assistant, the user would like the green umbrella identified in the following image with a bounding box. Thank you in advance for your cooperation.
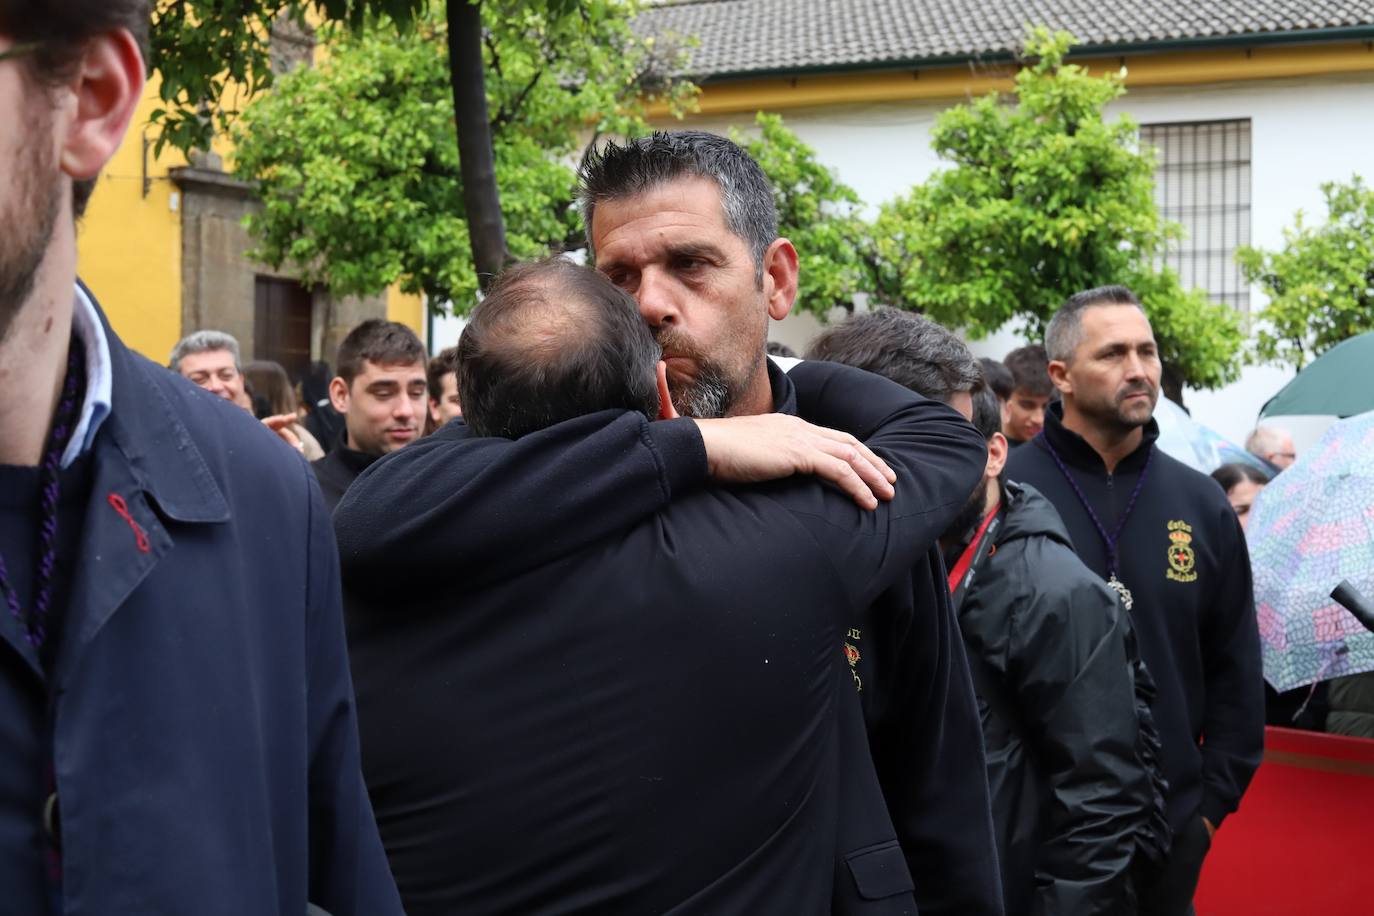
[1261,331,1374,418]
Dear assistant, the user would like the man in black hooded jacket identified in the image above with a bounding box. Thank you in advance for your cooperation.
[1005,286,1263,916]
[945,388,1169,916]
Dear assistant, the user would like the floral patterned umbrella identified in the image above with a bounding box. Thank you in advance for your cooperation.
[1247,410,1374,691]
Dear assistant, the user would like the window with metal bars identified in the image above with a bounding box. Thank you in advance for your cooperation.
[1141,119,1252,314]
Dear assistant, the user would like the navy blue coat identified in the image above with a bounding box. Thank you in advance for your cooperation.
[0,291,402,915]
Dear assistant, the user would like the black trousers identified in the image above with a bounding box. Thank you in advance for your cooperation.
[1135,814,1213,916]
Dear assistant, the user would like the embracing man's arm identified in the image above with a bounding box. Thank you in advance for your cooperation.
[335,409,895,591]
[768,360,988,611]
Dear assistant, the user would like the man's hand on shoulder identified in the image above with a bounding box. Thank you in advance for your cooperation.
[693,415,896,509]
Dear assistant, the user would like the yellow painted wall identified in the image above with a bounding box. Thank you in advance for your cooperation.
[655,40,1374,118]
[79,65,427,365]
[77,74,188,363]
[386,287,427,342]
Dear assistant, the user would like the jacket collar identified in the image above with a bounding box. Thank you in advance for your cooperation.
[767,357,799,416]
[92,288,229,525]
[42,288,230,687]
[329,431,382,475]
[1039,401,1159,476]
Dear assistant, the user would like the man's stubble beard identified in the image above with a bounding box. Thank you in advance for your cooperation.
[1080,381,1159,436]
[656,324,764,419]
[0,101,63,345]
[942,478,991,550]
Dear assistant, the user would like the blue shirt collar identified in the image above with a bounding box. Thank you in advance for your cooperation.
[62,284,114,468]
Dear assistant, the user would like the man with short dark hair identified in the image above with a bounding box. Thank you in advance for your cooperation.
[808,308,982,420]
[1002,344,1054,446]
[814,308,1169,916]
[337,257,986,914]
[0,7,400,913]
[979,357,1015,437]
[581,131,1001,916]
[1006,284,1263,916]
[312,319,427,510]
[426,345,463,428]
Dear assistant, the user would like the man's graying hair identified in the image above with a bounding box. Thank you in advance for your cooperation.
[458,257,663,439]
[1044,285,1147,363]
[806,308,982,404]
[578,131,779,285]
[169,330,241,372]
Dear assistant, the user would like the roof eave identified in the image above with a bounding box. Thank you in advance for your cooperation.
[686,25,1374,84]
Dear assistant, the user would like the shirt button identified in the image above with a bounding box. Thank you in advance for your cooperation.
[43,792,62,850]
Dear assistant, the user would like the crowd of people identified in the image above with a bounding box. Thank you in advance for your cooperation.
[0,6,1296,916]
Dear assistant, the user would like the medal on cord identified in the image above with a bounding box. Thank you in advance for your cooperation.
[1038,436,1154,611]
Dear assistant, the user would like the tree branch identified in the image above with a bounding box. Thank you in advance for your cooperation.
[493,68,544,129]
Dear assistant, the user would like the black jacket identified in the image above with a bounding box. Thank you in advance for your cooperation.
[311,434,378,512]
[950,481,1167,916]
[1327,673,1374,738]
[336,360,988,915]
[780,365,1003,916]
[1005,405,1264,834]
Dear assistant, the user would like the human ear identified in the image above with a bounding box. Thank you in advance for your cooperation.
[761,238,799,321]
[328,377,350,414]
[986,432,1010,479]
[655,361,678,419]
[1047,359,1073,398]
[58,30,145,182]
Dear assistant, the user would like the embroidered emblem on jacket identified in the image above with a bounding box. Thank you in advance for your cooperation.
[844,627,862,691]
[1166,520,1198,583]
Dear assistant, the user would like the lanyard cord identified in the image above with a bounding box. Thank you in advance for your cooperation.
[0,337,86,650]
[1036,432,1153,579]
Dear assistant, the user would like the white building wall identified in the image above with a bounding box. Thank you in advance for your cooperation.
[668,71,1374,447]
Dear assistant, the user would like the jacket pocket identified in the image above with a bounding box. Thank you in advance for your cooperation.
[844,840,916,902]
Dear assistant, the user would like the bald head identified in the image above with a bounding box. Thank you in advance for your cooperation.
[457,258,663,438]
[1246,425,1296,469]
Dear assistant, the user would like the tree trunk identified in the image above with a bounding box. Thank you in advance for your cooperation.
[1161,362,1185,409]
[446,0,509,293]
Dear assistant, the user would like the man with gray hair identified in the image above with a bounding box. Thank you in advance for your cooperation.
[1244,425,1296,470]
[170,329,247,407]
[171,328,311,450]
[579,130,1001,916]
[1006,284,1263,916]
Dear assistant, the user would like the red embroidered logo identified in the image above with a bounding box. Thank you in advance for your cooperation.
[107,493,151,553]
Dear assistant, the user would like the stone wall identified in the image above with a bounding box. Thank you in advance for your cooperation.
[171,165,388,368]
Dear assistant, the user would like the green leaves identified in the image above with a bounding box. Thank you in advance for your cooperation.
[231,1,694,311]
[869,28,1243,390]
[1238,176,1374,369]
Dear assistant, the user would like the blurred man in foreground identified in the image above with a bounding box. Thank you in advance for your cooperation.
[0,6,399,912]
